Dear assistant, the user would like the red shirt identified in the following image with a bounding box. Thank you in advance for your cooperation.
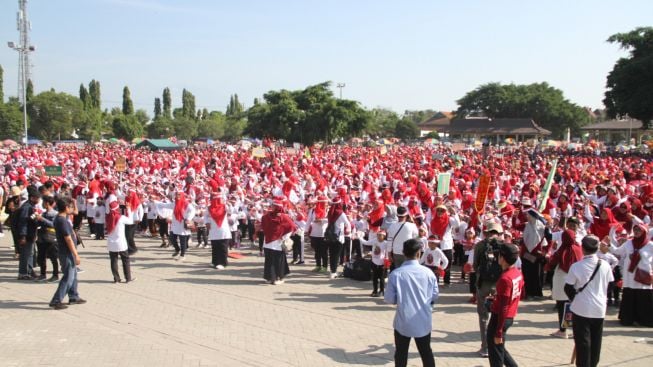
[490,267,524,338]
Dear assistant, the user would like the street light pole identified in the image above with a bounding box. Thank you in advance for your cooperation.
[336,83,345,99]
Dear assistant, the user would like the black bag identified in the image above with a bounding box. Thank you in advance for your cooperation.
[478,239,503,284]
[344,258,372,281]
[324,223,338,243]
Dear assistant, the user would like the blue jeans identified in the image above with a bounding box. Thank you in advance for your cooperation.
[18,241,35,276]
[170,234,189,256]
[50,254,80,304]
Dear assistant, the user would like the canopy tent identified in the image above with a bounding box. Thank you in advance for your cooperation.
[135,139,181,151]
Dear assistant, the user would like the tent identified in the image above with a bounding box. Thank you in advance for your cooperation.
[135,139,181,151]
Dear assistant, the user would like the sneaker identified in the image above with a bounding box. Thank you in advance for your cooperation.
[172,252,180,259]
[216,265,225,270]
[178,256,185,261]
[47,275,59,283]
[68,298,87,305]
[17,275,32,280]
[320,268,330,274]
[550,330,570,339]
[76,267,85,274]
[296,260,305,265]
[290,260,297,265]
[159,243,167,248]
[329,272,338,279]
[126,278,136,283]
[478,349,489,358]
[0,232,5,237]
[276,279,285,284]
[312,266,321,272]
[49,302,68,310]
[35,274,47,281]
[371,291,379,297]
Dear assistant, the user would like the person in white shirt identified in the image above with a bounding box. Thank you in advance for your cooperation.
[291,212,306,265]
[427,204,460,285]
[94,198,106,240]
[194,199,208,248]
[420,235,450,284]
[105,201,134,283]
[387,206,419,268]
[325,199,351,279]
[204,192,231,269]
[155,192,196,261]
[359,230,388,297]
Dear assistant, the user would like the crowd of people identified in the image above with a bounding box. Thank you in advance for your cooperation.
[1,139,652,366]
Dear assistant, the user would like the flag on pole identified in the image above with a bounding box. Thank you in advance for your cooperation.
[474,175,491,214]
[538,159,558,212]
[304,147,311,159]
[437,173,451,195]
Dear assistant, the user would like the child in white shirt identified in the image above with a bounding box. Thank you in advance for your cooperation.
[420,235,449,284]
[359,230,388,297]
[94,198,106,240]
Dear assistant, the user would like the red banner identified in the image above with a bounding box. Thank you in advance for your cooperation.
[474,175,491,214]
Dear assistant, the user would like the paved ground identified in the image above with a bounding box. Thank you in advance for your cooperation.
[0,231,651,367]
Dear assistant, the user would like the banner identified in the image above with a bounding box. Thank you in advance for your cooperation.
[44,166,63,177]
[538,159,558,212]
[115,157,127,172]
[252,147,266,158]
[437,173,451,195]
[304,147,311,159]
[474,175,491,214]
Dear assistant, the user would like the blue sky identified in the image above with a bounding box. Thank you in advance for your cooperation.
[0,0,651,115]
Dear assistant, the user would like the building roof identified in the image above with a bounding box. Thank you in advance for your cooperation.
[135,139,180,151]
[418,117,451,131]
[448,118,551,135]
[580,119,643,130]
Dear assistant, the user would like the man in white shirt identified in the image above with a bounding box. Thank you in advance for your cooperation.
[387,207,419,268]
[564,235,613,367]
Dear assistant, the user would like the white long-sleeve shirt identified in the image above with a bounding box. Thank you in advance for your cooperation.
[156,202,196,236]
[107,212,134,252]
[420,247,449,269]
[204,212,232,241]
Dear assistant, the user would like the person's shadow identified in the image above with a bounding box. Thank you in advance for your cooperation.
[317,343,394,366]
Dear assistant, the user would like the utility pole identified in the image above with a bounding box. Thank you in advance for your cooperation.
[7,0,35,144]
[336,83,345,99]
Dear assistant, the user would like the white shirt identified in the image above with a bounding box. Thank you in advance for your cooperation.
[156,202,196,236]
[106,213,134,252]
[387,220,419,255]
[610,240,653,290]
[360,237,388,266]
[130,203,144,222]
[565,254,614,318]
[420,247,449,269]
[204,212,232,240]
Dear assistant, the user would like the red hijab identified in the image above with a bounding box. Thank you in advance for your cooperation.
[208,196,226,226]
[430,206,449,238]
[173,192,189,222]
[126,190,141,210]
[590,208,618,240]
[548,229,583,273]
[261,210,296,243]
[106,201,121,234]
[328,202,344,225]
[628,224,649,273]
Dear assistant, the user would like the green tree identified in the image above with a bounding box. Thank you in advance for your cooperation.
[226,94,244,118]
[0,100,23,139]
[79,109,106,142]
[403,109,437,125]
[162,87,172,119]
[455,82,589,138]
[122,86,134,115]
[395,118,420,139]
[366,108,400,137]
[197,112,225,139]
[147,117,174,139]
[0,65,4,103]
[112,113,143,140]
[604,27,653,130]
[153,97,162,120]
[134,109,150,126]
[26,79,34,102]
[89,79,101,110]
[28,90,84,141]
[181,89,196,119]
[172,116,197,140]
[79,83,89,110]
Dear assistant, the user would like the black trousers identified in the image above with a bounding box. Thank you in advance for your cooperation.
[371,263,386,293]
[196,227,208,246]
[125,224,137,254]
[73,211,86,230]
[328,240,343,273]
[521,257,543,297]
[311,236,328,268]
[291,234,303,262]
[211,239,229,267]
[257,231,264,252]
[556,301,567,332]
[487,314,517,367]
[393,330,435,367]
[36,241,58,277]
[453,242,465,265]
[157,218,169,242]
[247,220,255,242]
[572,313,604,367]
[109,251,132,282]
[442,249,453,284]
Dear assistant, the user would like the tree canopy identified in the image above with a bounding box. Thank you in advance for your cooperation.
[604,27,653,129]
[455,82,590,138]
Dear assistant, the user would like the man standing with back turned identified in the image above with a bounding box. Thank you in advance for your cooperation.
[385,239,439,367]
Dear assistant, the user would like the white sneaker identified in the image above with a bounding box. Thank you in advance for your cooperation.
[178,256,185,261]
[276,279,285,284]
[216,265,225,270]
[329,272,337,279]
[0,232,5,238]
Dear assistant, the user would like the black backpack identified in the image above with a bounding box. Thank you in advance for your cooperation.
[324,223,338,243]
[478,239,503,284]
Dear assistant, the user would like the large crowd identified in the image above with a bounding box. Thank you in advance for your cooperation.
[1,140,652,366]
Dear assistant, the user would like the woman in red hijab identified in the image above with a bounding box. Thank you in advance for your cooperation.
[606,223,653,326]
[589,208,619,241]
[205,191,231,269]
[261,198,296,285]
[545,228,583,338]
[155,191,196,260]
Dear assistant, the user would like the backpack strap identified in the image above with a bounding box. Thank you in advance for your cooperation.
[578,260,602,294]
